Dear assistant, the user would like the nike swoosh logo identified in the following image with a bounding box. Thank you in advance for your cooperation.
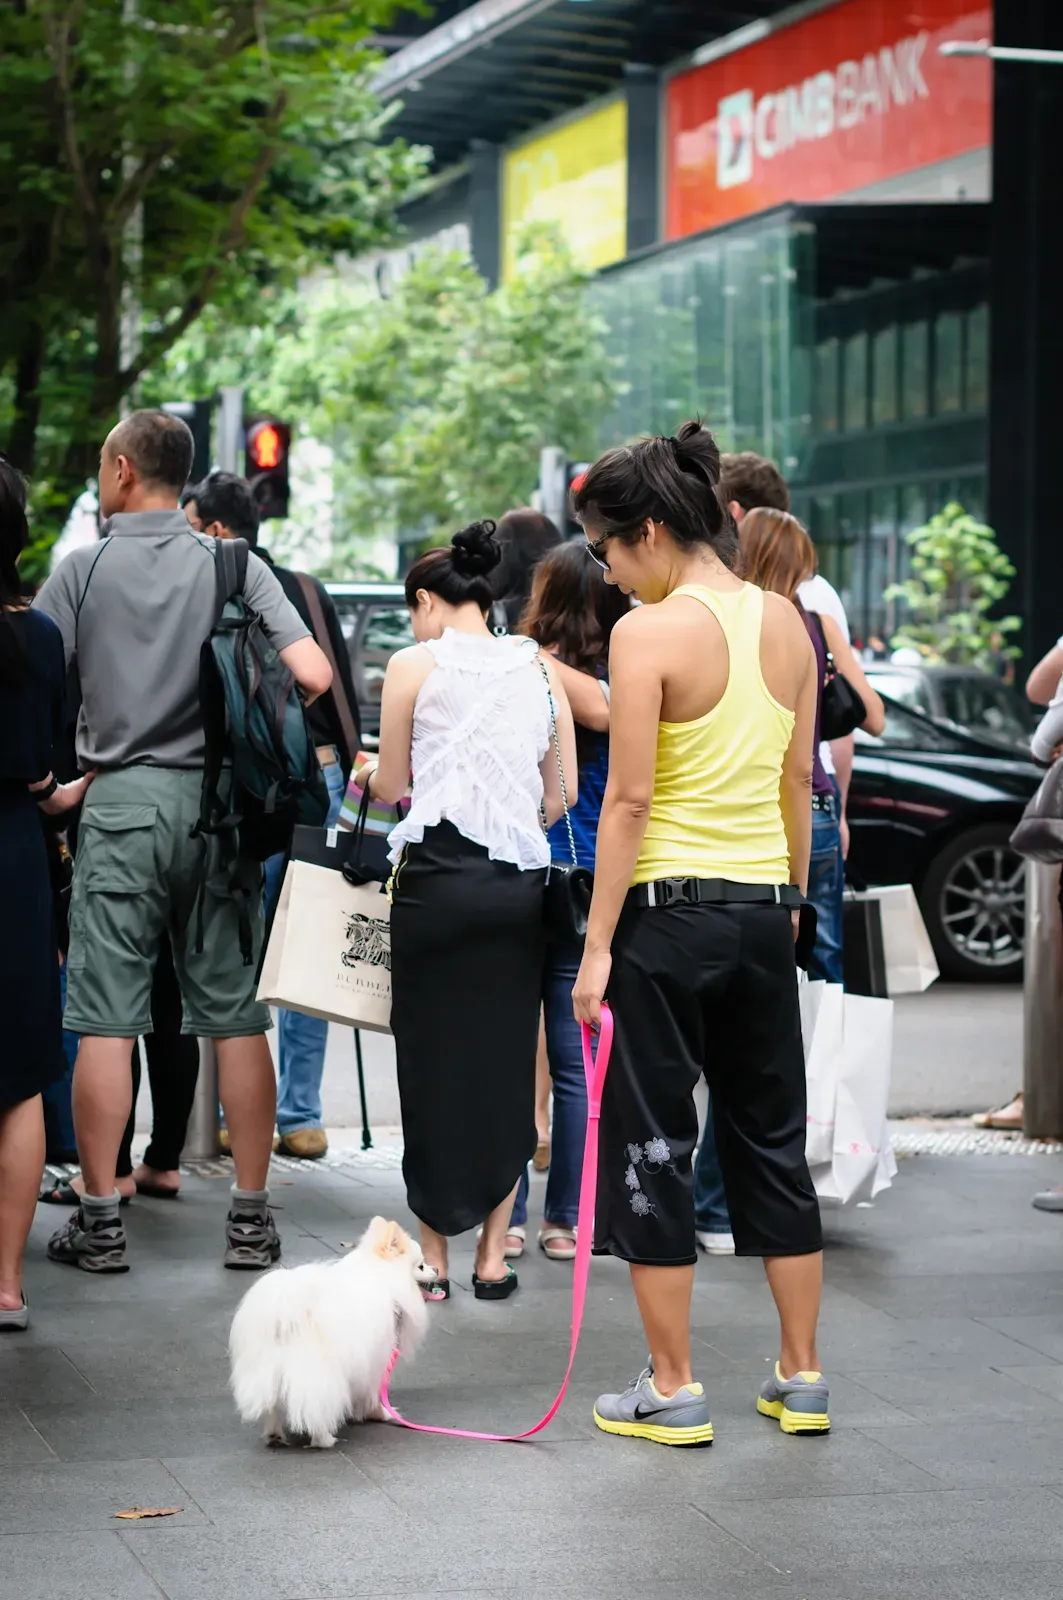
[633,1404,661,1420]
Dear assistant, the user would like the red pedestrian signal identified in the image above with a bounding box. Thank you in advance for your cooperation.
[243,416,291,521]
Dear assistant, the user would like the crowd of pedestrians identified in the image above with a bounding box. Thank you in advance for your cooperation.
[1,403,893,1442]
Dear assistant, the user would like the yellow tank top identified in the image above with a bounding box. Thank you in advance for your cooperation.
[633,583,795,886]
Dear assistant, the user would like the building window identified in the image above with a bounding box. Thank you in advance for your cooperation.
[901,322,929,420]
[843,333,868,432]
[965,303,988,411]
[934,313,963,414]
[871,325,898,427]
[815,339,839,434]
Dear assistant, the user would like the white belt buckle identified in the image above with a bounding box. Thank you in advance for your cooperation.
[645,881,656,908]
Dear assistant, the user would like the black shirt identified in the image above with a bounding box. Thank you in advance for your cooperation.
[256,548,360,780]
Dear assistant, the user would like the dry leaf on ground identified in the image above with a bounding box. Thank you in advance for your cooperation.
[114,1507,182,1520]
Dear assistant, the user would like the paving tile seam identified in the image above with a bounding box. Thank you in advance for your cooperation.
[687,1500,789,1575]
[115,1528,175,1599]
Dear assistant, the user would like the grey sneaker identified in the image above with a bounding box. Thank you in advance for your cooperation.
[757,1363,831,1435]
[224,1204,281,1269]
[1032,1187,1063,1213]
[47,1208,129,1273]
[593,1365,713,1446]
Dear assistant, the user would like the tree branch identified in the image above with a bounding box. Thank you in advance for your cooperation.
[44,5,104,253]
[117,90,288,390]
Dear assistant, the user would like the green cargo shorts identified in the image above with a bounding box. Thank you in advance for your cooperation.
[64,767,272,1039]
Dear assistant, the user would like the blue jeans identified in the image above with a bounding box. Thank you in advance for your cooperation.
[42,963,80,1160]
[807,795,844,985]
[263,761,347,1135]
[511,947,587,1230]
[693,1092,731,1234]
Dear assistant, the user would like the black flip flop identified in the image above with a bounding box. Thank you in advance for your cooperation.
[472,1265,519,1301]
[38,1179,132,1208]
[134,1178,180,1200]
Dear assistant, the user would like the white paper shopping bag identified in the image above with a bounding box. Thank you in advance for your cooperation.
[800,981,844,1168]
[852,885,938,994]
[811,993,894,1206]
[257,859,392,1033]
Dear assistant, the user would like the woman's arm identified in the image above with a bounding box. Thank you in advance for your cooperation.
[1027,642,1063,707]
[821,614,885,737]
[546,652,610,732]
[830,733,855,858]
[572,611,663,1026]
[359,647,434,805]
[539,653,579,826]
[780,639,818,897]
[1031,671,1063,764]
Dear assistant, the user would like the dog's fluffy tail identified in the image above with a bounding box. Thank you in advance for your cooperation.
[228,1270,309,1424]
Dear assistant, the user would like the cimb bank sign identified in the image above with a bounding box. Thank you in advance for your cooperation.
[666,0,992,239]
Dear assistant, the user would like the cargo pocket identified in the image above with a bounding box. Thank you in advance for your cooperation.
[77,803,159,893]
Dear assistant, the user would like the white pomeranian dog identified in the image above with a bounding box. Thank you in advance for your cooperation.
[229,1217,434,1448]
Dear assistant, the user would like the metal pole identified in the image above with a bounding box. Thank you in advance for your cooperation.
[539,446,567,536]
[182,1039,221,1160]
[1022,862,1063,1138]
[216,385,245,473]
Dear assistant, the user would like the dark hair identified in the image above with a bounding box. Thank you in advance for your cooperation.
[183,471,260,545]
[739,507,815,602]
[404,519,502,612]
[718,451,791,515]
[572,419,739,569]
[0,458,30,687]
[489,508,563,629]
[519,540,629,765]
[107,408,194,491]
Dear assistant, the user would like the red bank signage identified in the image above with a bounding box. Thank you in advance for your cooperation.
[666,0,992,240]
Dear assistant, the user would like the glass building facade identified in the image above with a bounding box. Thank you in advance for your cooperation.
[593,204,989,646]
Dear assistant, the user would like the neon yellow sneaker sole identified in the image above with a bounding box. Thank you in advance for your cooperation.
[593,1408,714,1447]
[757,1395,831,1435]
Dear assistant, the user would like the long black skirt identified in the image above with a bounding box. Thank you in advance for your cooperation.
[0,791,64,1110]
[390,822,545,1236]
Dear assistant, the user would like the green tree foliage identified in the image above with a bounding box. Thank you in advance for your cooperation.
[1,0,427,569]
[886,503,1022,668]
[152,225,618,576]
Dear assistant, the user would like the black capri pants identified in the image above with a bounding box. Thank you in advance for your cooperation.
[594,897,822,1266]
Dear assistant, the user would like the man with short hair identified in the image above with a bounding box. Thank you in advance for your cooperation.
[183,471,359,1160]
[34,411,332,1272]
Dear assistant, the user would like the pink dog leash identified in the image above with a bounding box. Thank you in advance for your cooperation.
[380,1003,613,1442]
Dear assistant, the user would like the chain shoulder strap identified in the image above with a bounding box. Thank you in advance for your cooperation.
[538,656,578,867]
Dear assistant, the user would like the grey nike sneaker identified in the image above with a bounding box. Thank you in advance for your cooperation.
[224,1203,281,1270]
[593,1364,713,1446]
[757,1363,831,1435]
[47,1208,129,1273]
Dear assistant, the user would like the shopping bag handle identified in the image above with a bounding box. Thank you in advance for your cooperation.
[380,1004,614,1442]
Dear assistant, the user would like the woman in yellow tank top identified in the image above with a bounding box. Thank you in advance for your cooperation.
[571,420,830,1449]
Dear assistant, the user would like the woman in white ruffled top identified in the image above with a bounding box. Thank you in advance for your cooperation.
[356,520,577,1301]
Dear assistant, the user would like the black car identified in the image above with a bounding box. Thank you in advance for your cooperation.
[864,662,1036,757]
[325,582,411,742]
[848,697,1040,982]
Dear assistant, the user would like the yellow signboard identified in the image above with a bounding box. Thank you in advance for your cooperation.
[502,99,628,280]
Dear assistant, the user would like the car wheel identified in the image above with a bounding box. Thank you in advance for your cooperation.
[920,823,1026,982]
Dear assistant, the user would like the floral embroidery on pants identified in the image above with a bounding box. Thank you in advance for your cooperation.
[623,1137,676,1216]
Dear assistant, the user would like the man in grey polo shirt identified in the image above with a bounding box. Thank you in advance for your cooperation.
[34,410,332,1273]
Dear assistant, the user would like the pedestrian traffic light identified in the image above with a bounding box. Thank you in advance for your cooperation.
[244,416,291,521]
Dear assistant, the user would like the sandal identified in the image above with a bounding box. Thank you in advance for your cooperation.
[134,1174,180,1200]
[538,1225,577,1262]
[38,1178,132,1208]
[475,1224,525,1259]
[421,1278,451,1303]
[973,1093,1023,1131]
[472,1265,519,1301]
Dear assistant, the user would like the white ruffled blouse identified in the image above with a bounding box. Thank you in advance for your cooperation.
[387,629,552,871]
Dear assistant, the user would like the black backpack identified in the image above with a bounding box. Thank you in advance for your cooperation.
[192,539,328,962]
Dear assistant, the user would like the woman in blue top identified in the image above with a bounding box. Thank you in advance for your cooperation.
[509,541,629,1259]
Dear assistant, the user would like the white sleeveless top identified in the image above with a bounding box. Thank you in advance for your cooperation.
[387,629,552,870]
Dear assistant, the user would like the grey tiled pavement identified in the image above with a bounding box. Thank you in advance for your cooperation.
[5,1147,1063,1600]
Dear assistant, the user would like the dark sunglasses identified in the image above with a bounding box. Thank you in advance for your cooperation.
[584,530,612,571]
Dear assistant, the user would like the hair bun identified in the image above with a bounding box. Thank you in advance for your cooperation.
[672,419,721,489]
[450,518,502,579]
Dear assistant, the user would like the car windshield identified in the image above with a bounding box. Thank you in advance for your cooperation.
[935,676,1033,742]
[856,697,971,754]
[865,671,933,718]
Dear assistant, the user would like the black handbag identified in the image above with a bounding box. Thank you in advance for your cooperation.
[1010,755,1063,863]
[538,659,593,944]
[809,611,865,741]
